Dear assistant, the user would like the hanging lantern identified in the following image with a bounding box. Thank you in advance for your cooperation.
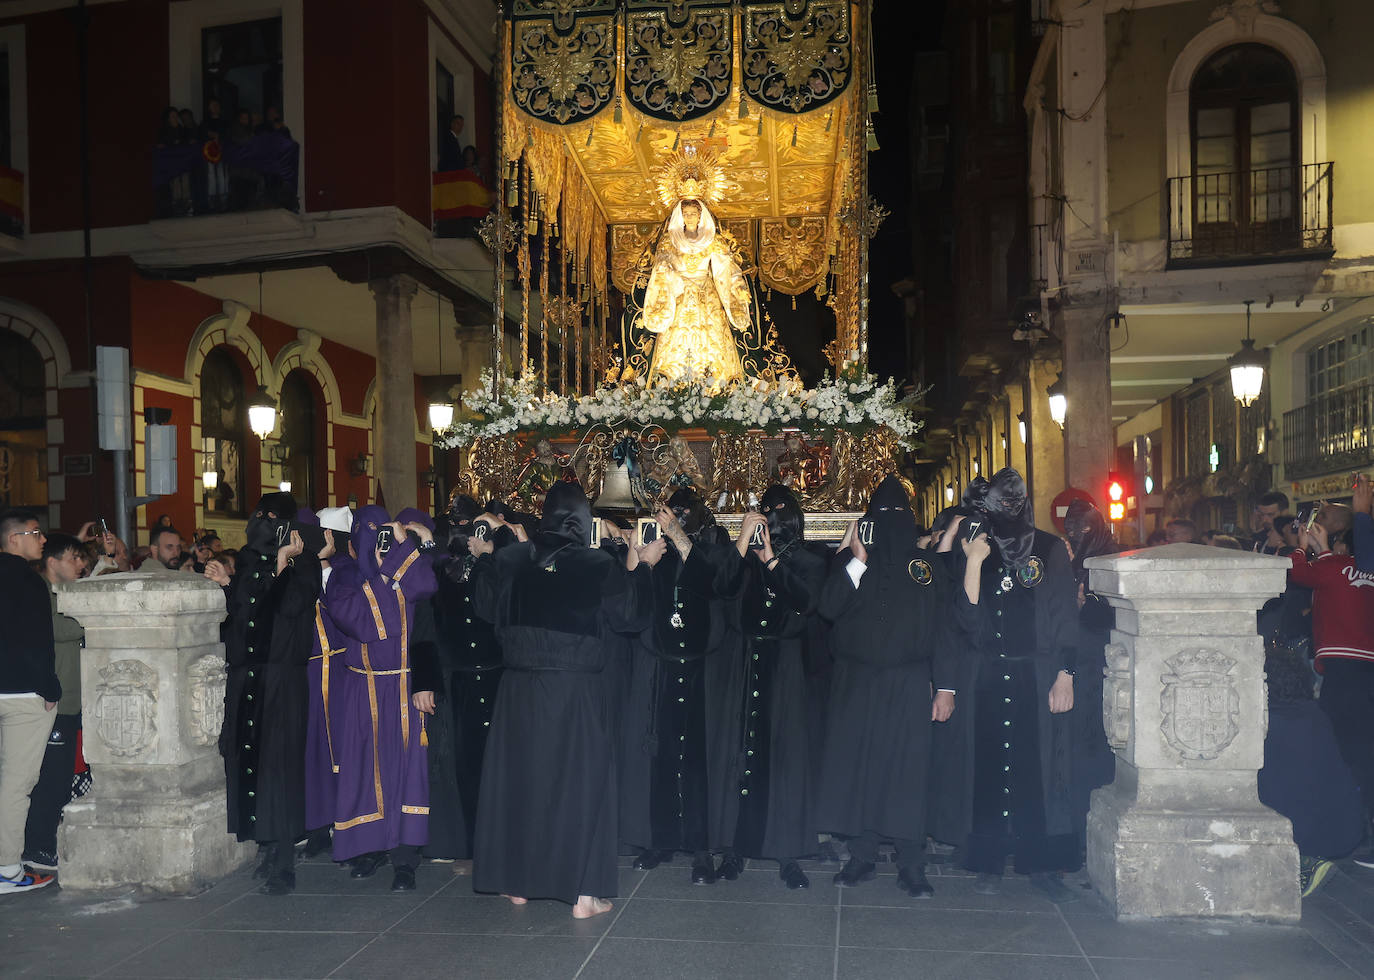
[1046,373,1067,429]
[247,385,277,439]
[429,401,455,432]
[1230,302,1265,406]
[202,468,218,490]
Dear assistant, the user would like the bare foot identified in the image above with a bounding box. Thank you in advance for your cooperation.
[451,860,473,876]
[572,896,613,919]
[502,894,528,905]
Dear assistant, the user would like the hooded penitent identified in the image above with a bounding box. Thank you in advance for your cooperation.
[979,467,1035,570]
[862,475,918,570]
[532,481,592,568]
[350,505,392,579]
[438,495,480,557]
[667,487,711,539]
[244,491,298,554]
[760,484,804,553]
[1063,498,1114,584]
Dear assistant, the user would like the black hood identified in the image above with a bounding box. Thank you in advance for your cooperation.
[1064,498,1115,583]
[668,487,712,538]
[979,467,1035,569]
[532,481,591,567]
[862,474,918,570]
[760,484,803,552]
[244,491,297,553]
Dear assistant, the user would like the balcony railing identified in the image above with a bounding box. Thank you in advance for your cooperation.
[1167,162,1333,267]
[153,132,300,219]
[1283,380,1374,479]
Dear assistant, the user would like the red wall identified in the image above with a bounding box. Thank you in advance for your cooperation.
[302,0,431,223]
[11,0,167,233]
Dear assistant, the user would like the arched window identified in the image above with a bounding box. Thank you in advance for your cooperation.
[1190,44,1299,257]
[0,330,48,509]
[278,369,319,508]
[201,346,247,517]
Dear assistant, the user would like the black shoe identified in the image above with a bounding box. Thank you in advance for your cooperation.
[21,850,57,873]
[259,869,296,896]
[717,853,743,881]
[301,828,332,860]
[1030,872,1080,905]
[896,866,934,899]
[391,867,417,892]
[252,844,277,880]
[632,849,670,871]
[691,857,718,885]
[973,872,1001,895]
[349,851,388,879]
[780,861,810,890]
[832,858,877,888]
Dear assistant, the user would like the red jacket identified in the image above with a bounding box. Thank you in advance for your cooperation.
[1289,550,1374,672]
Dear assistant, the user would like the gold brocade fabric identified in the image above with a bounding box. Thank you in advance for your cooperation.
[643,202,752,384]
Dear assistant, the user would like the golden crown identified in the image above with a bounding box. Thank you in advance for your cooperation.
[655,144,727,212]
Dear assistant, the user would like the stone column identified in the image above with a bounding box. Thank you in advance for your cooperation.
[371,274,420,511]
[1025,354,1065,522]
[1084,544,1299,921]
[56,572,250,892]
[1061,303,1113,498]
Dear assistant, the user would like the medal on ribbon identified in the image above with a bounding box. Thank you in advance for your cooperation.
[1017,556,1045,588]
[908,558,934,586]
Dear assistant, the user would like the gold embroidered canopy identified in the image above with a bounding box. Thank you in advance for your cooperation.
[496,0,875,384]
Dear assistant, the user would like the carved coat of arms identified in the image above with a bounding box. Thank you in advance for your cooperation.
[186,655,227,748]
[93,659,159,757]
[1159,648,1240,761]
[1102,643,1132,751]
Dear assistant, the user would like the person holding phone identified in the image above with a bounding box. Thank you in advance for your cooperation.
[467,482,655,918]
[714,486,827,889]
[618,487,746,886]
[217,492,322,896]
[325,506,438,892]
[815,476,976,899]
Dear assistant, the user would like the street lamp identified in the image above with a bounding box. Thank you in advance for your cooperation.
[945,483,955,504]
[1229,300,1265,407]
[428,401,454,432]
[1047,372,1067,429]
[247,385,277,439]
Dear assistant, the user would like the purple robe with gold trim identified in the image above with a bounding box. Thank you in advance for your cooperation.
[325,540,438,860]
[304,556,354,832]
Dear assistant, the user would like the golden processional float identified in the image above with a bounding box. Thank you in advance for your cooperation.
[447,0,921,537]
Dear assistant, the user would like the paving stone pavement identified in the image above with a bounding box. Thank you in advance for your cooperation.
[3,853,1373,978]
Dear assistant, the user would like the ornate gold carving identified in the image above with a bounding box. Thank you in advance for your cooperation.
[626,2,733,121]
[741,1,852,114]
[758,215,827,294]
[612,223,661,293]
[710,431,769,512]
[511,7,617,126]
[807,428,906,511]
[458,436,525,503]
[656,145,729,211]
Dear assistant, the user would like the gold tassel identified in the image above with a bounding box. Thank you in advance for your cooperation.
[708,119,716,138]
[791,124,798,147]
[825,111,833,133]
[586,126,594,146]
[866,119,879,151]
[636,123,644,143]
[739,94,748,119]
[672,132,680,151]
[420,715,428,748]
[791,294,797,310]
[757,116,763,136]
[868,83,880,115]
[613,98,623,124]
[816,279,827,298]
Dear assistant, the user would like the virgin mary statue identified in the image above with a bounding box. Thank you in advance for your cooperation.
[642,150,753,385]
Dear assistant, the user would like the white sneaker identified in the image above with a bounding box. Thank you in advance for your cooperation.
[0,869,55,893]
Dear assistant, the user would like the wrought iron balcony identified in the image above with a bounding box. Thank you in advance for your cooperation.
[1283,380,1374,480]
[1167,162,1332,267]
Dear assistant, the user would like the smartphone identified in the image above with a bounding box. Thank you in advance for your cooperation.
[638,518,660,547]
[1305,506,1321,532]
[98,516,110,537]
[748,521,766,550]
[376,525,394,556]
[590,519,602,549]
[856,519,876,547]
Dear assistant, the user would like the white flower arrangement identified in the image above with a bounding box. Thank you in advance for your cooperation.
[436,362,926,450]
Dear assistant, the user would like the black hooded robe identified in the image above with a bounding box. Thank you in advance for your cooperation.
[723,540,827,862]
[814,477,968,853]
[471,486,653,903]
[219,498,322,848]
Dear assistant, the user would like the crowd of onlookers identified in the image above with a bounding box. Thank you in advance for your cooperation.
[155,99,296,218]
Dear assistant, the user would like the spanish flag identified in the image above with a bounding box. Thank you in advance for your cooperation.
[432,169,491,221]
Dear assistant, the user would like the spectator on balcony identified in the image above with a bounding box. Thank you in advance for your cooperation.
[200,98,229,213]
[438,114,466,173]
[228,109,259,213]
[1252,490,1290,554]
[156,106,192,216]
[259,105,291,139]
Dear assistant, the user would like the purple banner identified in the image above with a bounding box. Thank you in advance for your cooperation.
[153,131,300,192]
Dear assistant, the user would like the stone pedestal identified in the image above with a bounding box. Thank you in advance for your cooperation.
[1084,544,1299,921]
[55,572,251,892]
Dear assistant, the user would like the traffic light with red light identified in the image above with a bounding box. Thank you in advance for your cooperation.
[1106,472,1128,522]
